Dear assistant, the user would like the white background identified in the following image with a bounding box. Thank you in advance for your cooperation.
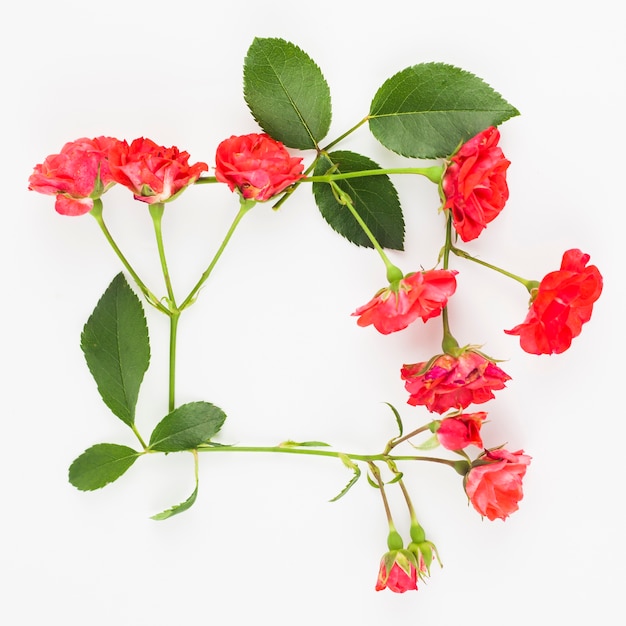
[2,1,624,623]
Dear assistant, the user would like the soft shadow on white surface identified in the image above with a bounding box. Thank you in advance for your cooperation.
[2,2,624,624]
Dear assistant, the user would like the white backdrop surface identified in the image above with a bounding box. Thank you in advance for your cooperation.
[2,1,624,624]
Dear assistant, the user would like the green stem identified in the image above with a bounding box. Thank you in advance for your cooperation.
[131,424,148,450]
[307,166,443,185]
[194,176,219,185]
[441,215,460,354]
[168,311,180,412]
[397,478,418,524]
[179,199,255,311]
[384,423,433,454]
[148,202,181,412]
[270,157,319,211]
[450,245,540,292]
[329,181,402,282]
[90,199,169,314]
[369,462,396,531]
[195,444,459,468]
[149,202,177,308]
[321,116,370,152]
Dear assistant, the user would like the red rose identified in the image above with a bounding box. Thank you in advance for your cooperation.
[442,126,510,242]
[375,550,419,593]
[28,136,118,216]
[436,411,487,450]
[401,349,511,414]
[108,137,208,204]
[464,448,532,520]
[215,133,304,201]
[352,269,458,334]
[504,249,603,355]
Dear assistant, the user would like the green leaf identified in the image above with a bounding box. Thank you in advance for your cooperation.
[387,472,404,484]
[369,62,520,158]
[384,402,404,437]
[151,484,198,521]
[366,472,380,489]
[312,151,404,250]
[80,273,150,427]
[149,401,227,452]
[69,443,140,491]
[243,37,332,149]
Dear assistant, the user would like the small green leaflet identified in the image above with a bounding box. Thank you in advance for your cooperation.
[243,37,332,149]
[278,440,331,448]
[411,433,441,450]
[69,443,140,491]
[384,402,404,437]
[313,151,404,250]
[151,484,198,521]
[80,273,150,427]
[329,453,361,502]
[369,62,520,158]
[149,401,227,453]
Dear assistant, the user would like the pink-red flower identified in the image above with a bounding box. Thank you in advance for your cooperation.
[464,448,532,520]
[108,137,208,204]
[215,133,304,201]
[442,126,510,242]
[401,349,511,414]
[28,136,118,216]
[352,269,458,334]
[375,550,420,593]
[505,249,603,355]
[436,411,487,450]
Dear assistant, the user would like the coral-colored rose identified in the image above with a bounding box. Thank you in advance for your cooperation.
[28,136,118,216]
[442,126,510,242]
[436,411,487,450]
[465,448,532,520]
[401,349,511,414]
[505,249,603,355]
[215,133,304,201]
[352,269,458,334]
[108,137,208,204]
[375,550,419,593]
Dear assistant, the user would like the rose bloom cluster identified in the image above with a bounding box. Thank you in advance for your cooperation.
[30,126,602,596]
[28,133,303,214]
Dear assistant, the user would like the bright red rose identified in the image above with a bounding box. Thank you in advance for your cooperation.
[401,349,511,414]
[215,133,304,201]
[108,137,208,204]
[436,411,487,450]
[375,550,419,593]
[464,448,532,520]
[442,126,510,242]
[505,249,603,355]
[352,269,458,334]
[28,136,118,216]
